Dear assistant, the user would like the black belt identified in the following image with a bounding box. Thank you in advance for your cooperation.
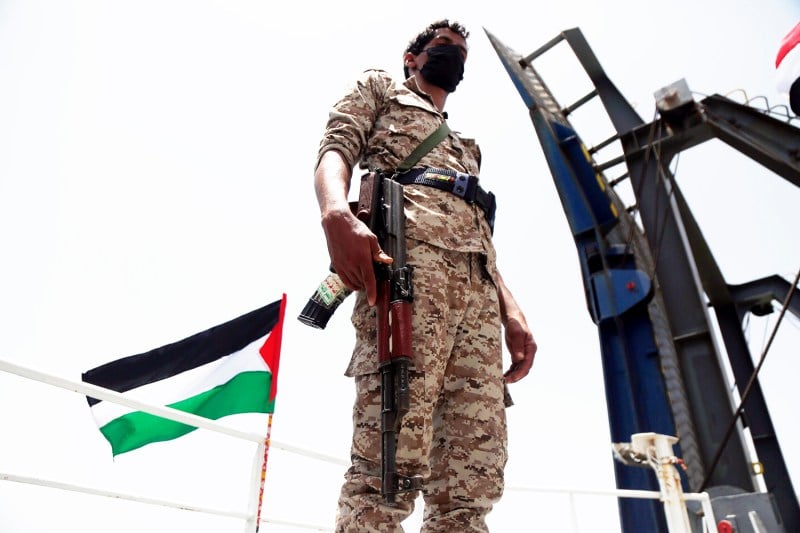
[393,168,496,232]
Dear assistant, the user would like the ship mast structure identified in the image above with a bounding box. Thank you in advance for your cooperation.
[486,27,799,532]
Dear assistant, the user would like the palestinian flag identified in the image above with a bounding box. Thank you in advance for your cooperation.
[776,21,800,115]
[82,295,286,456]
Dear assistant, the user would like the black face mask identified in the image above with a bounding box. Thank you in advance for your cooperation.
[419,44,465,93]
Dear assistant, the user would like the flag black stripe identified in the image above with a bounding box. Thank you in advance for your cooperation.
[82,299,281,406]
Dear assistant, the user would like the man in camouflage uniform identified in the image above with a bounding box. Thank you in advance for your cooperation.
[314,19,537,532]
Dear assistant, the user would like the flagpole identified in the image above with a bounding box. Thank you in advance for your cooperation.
[256,413,273,532]
[245,413,273,533]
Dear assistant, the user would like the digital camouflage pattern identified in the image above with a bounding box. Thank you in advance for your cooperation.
[318,70,508,531]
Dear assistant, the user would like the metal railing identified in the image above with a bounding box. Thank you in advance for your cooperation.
[0,357,717,532]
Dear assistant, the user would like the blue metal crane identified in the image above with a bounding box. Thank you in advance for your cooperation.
[486,27,800,532]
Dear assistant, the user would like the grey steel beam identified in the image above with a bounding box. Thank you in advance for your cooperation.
[621,148,755,492]
[673,183,800,527]
[702,95,800,187]
[729,276,800,320]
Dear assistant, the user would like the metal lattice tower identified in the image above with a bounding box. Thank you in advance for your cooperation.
[486,27,800,532]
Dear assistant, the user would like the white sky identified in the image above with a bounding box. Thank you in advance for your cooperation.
[1,1,799,532]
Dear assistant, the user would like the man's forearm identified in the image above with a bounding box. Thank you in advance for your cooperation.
[496,271,523,325]
[315,149,353,217]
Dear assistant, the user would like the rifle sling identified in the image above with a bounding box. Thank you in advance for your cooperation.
[394,122,451,174]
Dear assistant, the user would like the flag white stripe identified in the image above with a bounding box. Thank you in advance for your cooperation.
[90,336,269,427]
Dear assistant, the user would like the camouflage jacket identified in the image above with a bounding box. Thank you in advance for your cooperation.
[317,69,497,272]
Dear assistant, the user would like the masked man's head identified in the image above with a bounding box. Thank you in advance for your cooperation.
[403,20,469,93]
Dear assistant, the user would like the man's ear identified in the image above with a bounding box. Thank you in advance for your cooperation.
[403,51,417,71]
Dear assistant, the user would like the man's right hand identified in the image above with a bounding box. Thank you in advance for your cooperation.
[321,207,392,306]
[315,150,392,306]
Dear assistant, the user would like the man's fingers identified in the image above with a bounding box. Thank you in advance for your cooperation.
[335,239,389,306]
[504,355,533,383]
[372,246,393,265]
[503,327,537,383]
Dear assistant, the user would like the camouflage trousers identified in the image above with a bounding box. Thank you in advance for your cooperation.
[336,240,508,532]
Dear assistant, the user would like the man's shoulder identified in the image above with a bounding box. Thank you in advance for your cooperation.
[348,69,424,108]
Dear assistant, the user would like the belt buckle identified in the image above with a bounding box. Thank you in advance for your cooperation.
[452,172,470,199]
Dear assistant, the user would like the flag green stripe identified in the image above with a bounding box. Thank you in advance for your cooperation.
[99,371,274,456]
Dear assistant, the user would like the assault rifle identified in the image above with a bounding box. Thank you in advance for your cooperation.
[299,172,423,504]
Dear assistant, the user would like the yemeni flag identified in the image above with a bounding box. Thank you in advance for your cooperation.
[82,295,286,456]
[776,21,800,115]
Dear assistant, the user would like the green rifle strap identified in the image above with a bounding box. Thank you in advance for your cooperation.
[395,122,451,174]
